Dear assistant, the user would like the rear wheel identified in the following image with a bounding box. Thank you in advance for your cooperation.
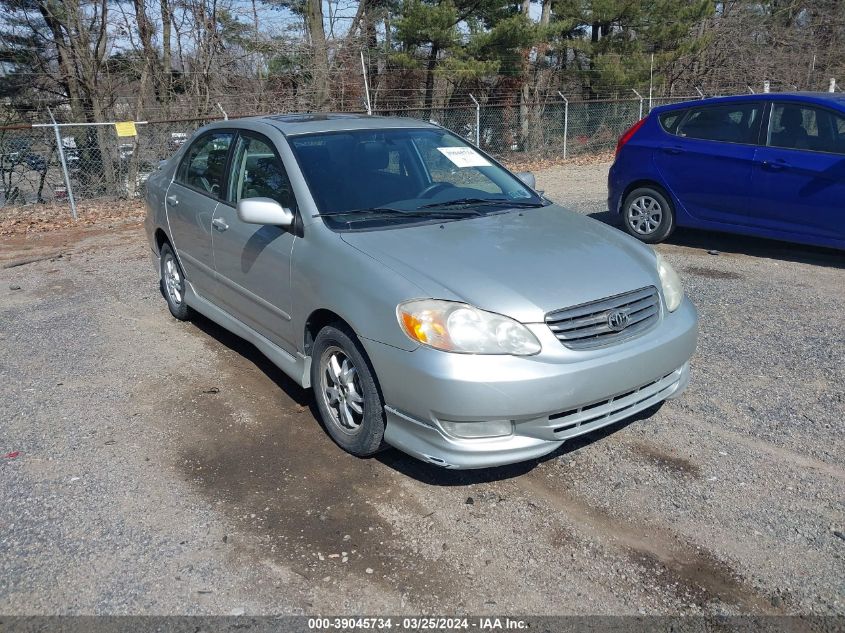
[311,324,387,457]
[621,186,675,244]
[159,243,192,321]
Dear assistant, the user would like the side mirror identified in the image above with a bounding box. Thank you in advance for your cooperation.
[237,197,294,227]
[157,159,168,170]
[516,171,536,189]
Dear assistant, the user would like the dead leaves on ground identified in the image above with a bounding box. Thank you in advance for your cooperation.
[0,199,145,237]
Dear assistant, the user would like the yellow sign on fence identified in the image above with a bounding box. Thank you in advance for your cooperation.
[114,121,137,137]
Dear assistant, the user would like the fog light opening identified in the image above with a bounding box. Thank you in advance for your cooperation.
[439,419,513,439]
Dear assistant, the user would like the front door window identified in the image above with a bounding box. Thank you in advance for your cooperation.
[228,136,297,211]
[767,103,845,154]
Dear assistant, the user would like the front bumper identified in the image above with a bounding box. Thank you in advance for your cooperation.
[362,297,697,469]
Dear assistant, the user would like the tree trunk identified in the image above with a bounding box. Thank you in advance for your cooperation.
[160,0,173,103]
[132,0,156,116]
[38,1,86,122]
[538,0,551,58]
[518,0,532,148]
[423,44,439,118]
[305,0,330,109]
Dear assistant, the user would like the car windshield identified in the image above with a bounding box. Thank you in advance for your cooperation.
[288,128,545,223]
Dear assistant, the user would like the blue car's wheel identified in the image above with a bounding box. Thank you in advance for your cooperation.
[622,187,675,244]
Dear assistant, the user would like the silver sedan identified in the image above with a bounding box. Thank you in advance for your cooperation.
[144,114,698,469]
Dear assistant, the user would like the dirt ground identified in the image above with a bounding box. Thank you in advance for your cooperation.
[1,163,843,616]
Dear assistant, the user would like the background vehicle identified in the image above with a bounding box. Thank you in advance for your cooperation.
[145,114,697,469]
[1,138,47,173]
[609,93,845,250]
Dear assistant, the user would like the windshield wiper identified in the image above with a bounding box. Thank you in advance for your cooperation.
[418,197,548,209]
[314,207,483,220]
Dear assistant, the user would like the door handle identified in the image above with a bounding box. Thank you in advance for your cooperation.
[212,218,229,232]
[661,146,685,155]
[166,194,179,206]
[761,160,788,171]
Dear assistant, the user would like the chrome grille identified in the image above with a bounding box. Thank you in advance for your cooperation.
[545,286,660,350]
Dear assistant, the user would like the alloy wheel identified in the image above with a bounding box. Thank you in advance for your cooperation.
[162,252,183,305]
[319,346,365,434]
[627,195,663,235]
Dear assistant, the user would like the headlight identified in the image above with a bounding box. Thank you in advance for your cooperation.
[655,252,683,312]
[397,299,541,355]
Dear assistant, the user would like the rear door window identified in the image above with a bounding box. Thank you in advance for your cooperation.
[675,103,763,144]
[767,103,845,154]
[176,132,233,198]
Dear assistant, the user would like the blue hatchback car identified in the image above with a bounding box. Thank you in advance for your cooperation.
[608,93,845,250]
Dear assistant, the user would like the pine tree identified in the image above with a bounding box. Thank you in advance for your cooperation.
[550,0,713,97]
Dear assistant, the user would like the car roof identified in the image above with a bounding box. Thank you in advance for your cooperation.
[218,113,438,136]
[653,92,845,114]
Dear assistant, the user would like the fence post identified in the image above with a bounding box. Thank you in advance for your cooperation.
[468,94,480,146]
[361,51,372,115]
[829,78,837,92]
[557,91,568,160]
[47,107,77,220]
[632,89,644,119]
[763,81,770,93]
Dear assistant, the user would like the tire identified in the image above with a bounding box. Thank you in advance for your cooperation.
[311,324,387,457]
[159,242,192,321]
[621,186,675,244]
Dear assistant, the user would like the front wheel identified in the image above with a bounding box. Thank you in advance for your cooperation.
[311,324,387,457]
[621,187,675,244]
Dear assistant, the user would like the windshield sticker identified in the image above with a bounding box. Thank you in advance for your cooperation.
[437,147,491,168]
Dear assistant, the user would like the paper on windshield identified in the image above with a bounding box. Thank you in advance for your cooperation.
[437,147,491,168]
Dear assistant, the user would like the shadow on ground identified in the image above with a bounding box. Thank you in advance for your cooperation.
[588,210,844,269]
[190,312,314,409]
[184,309,659,488]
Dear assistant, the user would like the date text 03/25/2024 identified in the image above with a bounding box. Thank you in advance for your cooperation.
[307,617,528,630]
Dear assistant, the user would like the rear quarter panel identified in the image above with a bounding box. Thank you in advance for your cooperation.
[144,154,180,253]
[609,116,668,210]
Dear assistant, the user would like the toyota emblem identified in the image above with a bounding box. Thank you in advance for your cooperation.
[607,310,629,331]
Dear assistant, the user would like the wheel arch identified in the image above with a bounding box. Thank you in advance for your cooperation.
[305,309,388,411]
[153,228,171,254]
[304,309,354,356]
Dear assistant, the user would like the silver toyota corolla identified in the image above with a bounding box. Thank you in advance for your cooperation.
[144,114,698,469]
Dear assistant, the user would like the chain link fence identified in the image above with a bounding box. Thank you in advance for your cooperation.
[0,117,220,210]
[1,94,704,215]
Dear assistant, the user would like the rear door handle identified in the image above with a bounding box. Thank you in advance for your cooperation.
[661,146,685,155]
[212,218,229,232]
[761,160,788,171]
[166,194,179,206]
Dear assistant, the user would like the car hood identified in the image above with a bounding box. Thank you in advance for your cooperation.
[340,205,661,323]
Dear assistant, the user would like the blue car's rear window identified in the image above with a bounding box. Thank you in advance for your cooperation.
[659,111,684,134]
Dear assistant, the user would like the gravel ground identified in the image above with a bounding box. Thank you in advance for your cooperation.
[1,162,843,616]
